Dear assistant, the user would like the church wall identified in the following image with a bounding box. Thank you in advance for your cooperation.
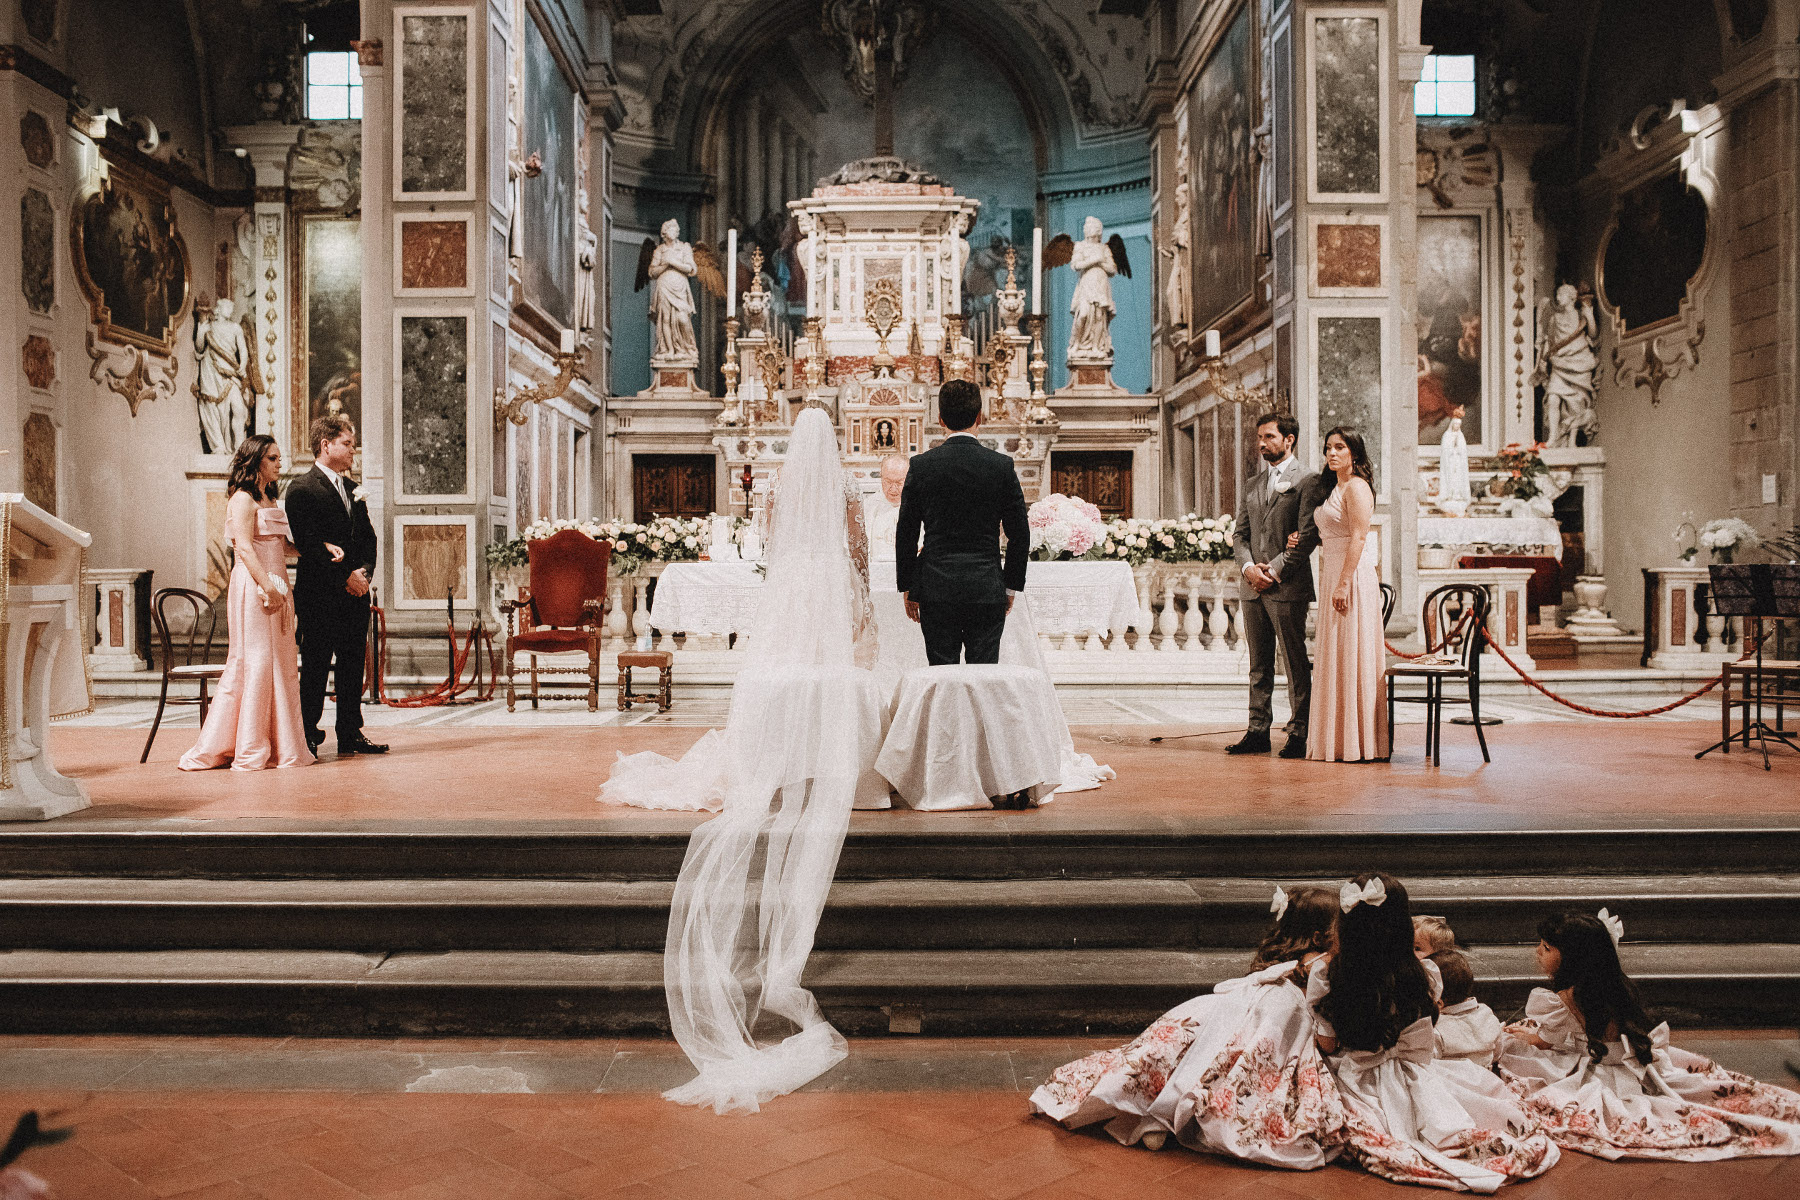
[62,0,211,175]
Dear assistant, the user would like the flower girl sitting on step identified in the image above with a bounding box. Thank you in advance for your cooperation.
[1309,874,1559,1192]
[1497,909,1800,1160]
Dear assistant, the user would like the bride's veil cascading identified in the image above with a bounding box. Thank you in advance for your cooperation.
[650,407,883,1114]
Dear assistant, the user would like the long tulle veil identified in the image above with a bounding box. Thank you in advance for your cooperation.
[657,407,882,1113]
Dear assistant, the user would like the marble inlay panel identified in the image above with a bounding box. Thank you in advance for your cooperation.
[1316,224,1381,289]
[401,522,469,603]
[19,111,53,168]
[1274,225,1294,301]
[22,412,55,514]
[515,408,534,528]
[21,188,54,313]
[537,409,554,520]
[400,315,468,496]
[1272,22,1292,213]
[1316,316,1384,481]
[1313,17,1382,196]
[400,14,468,195]
[21,334,54,390]
[400,220,468,290]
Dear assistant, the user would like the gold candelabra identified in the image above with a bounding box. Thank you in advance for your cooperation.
[803,315,826,401]
[1200,347,1272,409]
[1025,314,1052,423]
[716,316,742,427]
[495,341,583,427]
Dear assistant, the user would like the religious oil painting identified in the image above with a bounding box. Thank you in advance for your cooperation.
[522,12,577,328]
[399,13,469,195]
[1316,315,1383,483]
[72,164,190,355]
[301,217,363,437]
[1416,214,1483,445]
[1600,170,1708,334]
[1190,1,1258,330]
[1312,15,1383,197]
[399,315,468,497]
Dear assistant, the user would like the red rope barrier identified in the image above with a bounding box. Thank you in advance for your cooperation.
[1386,610,1472,661]
[1472,620,1765,719]
[364,602,498,708]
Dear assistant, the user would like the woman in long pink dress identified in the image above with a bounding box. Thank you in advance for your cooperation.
[179,435,315,771]
[1308,427,1389,762]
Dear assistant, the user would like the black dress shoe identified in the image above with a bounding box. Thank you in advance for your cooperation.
[305,733,323,756]
[338,735,389,756]
[1225,732,1272,755]
[1279,736,1309,760]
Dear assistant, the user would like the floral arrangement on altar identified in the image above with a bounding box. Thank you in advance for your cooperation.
[1698,517,1760,564]
[1027,493,1106,560]
[1099,514,1237,567]
[485,515,737,577]
[1489,442,1550,502]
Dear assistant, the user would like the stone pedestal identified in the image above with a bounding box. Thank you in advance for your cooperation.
[87,568,153,672]
[1415,565,1537,671]
[1566,574,1631,643]
[1645,565,1735,670]
[640,359,705,398]
[1058,361,1127,397]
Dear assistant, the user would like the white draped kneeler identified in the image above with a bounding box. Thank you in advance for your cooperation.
[877,665,1067,811]
[1,496,94,821]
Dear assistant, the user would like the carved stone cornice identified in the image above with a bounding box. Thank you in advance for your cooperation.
[351,39,383,69]
[1712,42,1800,112]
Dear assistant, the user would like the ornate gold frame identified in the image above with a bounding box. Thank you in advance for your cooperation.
[69,155,192,358]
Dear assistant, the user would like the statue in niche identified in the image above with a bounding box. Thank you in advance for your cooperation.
[634,219,724,365]
[944,212,971,312]
[1044,217,1131,366]
[192,298,255,454]
[1437,407,1471,517]
[576,225,597,332]
[1161,179,1191,338]
[1534,283,1600,447]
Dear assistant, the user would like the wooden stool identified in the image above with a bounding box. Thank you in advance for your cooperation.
[617,650,674,712]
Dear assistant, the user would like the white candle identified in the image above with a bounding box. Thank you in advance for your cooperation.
[1031,227,1043,315]
[807,222,818,318]
[559,328,575,355]
[1204,328,1221,359]
[726,228,738,317]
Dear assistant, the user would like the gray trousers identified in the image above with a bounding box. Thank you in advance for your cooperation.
[1243,594,1312,736]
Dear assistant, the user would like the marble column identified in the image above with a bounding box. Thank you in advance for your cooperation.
[221,124,303,448]
[743,96,765,227]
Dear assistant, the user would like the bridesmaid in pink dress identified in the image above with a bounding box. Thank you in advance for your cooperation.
[1307,427,1389,762]
[180,436,316,771]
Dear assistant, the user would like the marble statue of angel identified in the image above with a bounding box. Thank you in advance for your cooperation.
[1534,282,1599,447]
[635,219,725,364]
[1044,217,1131,364]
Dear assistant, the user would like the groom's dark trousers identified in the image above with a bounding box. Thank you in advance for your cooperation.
[895,433,1031,666]
[286,465,378,745]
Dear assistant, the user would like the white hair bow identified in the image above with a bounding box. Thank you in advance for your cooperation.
[1339,877,1387,912]
[1270,886,1289,921]
[1597,907,1624,945]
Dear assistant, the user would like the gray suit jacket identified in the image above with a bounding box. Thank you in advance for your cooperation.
[1232,460,1324,604]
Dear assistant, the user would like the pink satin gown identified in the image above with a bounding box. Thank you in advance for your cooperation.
[1307,480,1390,762]
[178,506,315,771]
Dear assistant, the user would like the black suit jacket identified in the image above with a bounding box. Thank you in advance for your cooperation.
[895,435,1030,605]
[284,465,378,614]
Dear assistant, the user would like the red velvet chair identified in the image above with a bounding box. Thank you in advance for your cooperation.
[500,530,611,711]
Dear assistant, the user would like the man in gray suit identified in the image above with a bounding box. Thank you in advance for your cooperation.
[1230,411,1323,759]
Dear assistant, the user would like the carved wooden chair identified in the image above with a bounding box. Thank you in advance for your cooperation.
[1385,583,1491,766]
[501,530,610,711]
[141,587,226,763]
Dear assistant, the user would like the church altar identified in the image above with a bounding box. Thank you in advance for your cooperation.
[1417,515,1564,559]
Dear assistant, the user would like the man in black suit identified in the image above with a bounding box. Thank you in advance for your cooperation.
[285,414,387,757]
[895,379,1031,667]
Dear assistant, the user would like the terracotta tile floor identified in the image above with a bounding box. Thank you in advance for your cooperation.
[44,717,1800,825]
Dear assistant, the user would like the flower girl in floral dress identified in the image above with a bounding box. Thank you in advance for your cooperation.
[1309,874,1559,1192]
[1498,910,1800,1160]
[1031,885,1348,1169]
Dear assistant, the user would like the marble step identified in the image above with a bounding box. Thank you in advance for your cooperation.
[6,821,1800,880]
[0,943,1791,1037]
[2,875,1796,952]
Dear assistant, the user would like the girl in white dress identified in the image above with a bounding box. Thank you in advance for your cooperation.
[1498,910,1800,1160]
[1031,885,1350,1169]
[1309,874,1559,1192]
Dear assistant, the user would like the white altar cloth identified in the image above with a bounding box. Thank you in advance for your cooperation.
[1416,516,1563,559]
[876,666,1067,811]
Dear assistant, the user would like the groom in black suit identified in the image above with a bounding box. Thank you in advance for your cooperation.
[895,379,1031,667]
[285,414,387,758]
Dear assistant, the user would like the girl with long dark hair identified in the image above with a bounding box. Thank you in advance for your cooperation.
[1308,873,1558,1190]
[1306,426,1388,761]
[178,436,314,771]
[1032,885,1349,1169]
[1498,910,1800,1160]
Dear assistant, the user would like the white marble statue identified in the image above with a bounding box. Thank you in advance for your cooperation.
[1047,216,1130,366]
[646,219,698,364]
[193,299,253,455]
[1534,283,1600,447]
[944,212,971,313]
[1438,411,1471,516]
[1161,180,1191,337]
[576,225,598,332]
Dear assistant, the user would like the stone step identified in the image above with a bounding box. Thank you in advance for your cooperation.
[2,875,1795,952]
[0,943,1790,1037]
[6,822,1799,880]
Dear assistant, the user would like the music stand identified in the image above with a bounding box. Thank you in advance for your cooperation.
[1695,563,1800,769]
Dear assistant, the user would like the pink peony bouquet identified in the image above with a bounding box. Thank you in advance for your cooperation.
[1027,493,1107,561]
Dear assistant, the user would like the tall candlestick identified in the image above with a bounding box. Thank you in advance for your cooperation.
[726,228,738,317]
[807,225,818,318]
[1031,227,1043,315]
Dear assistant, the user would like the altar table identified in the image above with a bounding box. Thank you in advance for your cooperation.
[1417,515,1563,559]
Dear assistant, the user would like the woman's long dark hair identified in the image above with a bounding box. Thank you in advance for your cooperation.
[227,435,280,501]
[1321,426,1376,492]
[1538,911,1656,1064]
[1251,886,1338,970]
[1320,873,1437,1051]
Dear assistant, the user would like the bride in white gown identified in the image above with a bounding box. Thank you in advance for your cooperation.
[600,407,887,1113]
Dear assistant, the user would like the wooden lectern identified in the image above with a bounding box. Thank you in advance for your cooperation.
[0,495,93,820]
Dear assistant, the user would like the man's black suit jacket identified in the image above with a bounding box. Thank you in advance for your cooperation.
[894,434,1030,606]
[284,465,378,615]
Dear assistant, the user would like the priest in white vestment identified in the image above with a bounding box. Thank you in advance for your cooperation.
[866,454,910,587]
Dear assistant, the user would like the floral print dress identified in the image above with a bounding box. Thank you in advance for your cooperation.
[1497,987,1800,1161]
[1030,959,1349,1170]
[1307,959,1560,1192]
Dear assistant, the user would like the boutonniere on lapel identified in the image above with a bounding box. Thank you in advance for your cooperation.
[1271,478,1294,495]
[351,483,368,504]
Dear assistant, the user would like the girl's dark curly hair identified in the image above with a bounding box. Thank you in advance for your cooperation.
[1320,873,1437,1052]
[1538,911,1655,1064]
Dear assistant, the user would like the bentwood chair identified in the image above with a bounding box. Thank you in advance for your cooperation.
[1385,583,1491,766]
[1379,582,1397,630]
[141,587,226,763]
[501,530,611,711]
